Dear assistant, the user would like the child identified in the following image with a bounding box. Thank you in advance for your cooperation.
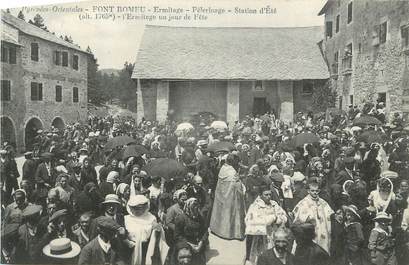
[344,205,364,265]
[368,212,396,265]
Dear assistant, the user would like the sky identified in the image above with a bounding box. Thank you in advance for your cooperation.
[6,0,327,69]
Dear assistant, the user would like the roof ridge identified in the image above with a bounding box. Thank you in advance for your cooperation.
[1,10,89,54]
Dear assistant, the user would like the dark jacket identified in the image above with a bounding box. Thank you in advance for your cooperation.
[257,249,295,265]
[294,242,330,265]
[22,158,37,182]
[35,162,57,186]
[78,237,124,265]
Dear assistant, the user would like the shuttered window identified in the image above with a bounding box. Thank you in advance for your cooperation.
[73,87,79,102]
[31,82,43,101]
[56,85,62,102]
[31,43,39,61]
[1,80,11,101]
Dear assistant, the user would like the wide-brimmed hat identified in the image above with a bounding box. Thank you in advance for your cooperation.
[22,204,42,219]
[24,151,33,157]
[127,195,149,216]
[373,212,392,222]
[41,152,54,159]
[343,204,361,219]
[43,238,81,259]
[197,140,208,147]
[101,194,121,205]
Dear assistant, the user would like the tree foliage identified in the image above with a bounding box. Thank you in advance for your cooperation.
[311,80,337,113]
[89,62,137,110]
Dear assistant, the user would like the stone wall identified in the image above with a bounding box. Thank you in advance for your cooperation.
[168,80,227,122]
[322,0,409,120]
[1,30,88,150]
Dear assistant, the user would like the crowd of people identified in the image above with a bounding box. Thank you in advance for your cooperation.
[1,101,409,265]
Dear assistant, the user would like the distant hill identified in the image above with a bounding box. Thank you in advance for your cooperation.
[98,68,120,76]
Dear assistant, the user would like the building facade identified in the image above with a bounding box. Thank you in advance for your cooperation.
[132,25,329,125]
[1,11,89,151]
[319,0,409,120]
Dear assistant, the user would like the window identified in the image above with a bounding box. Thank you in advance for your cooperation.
[73,87,79,102]
[336,15,340,33]
[31,82,43,101]
[347,2,353,24]
[333,51,339,74]
[254,80,264,91]
[339,96,343,109]
[72,55,79,70]
[349,95,354,105]
[378,92,386,106]
[62,51,68,67]
[1,45,16,64]
[379,21,387,44]
[55,85,62,102]
[358,43,362,53]
[1,45,8,62]
[346,43,353,57]
[402,26,409,48]
[1,80,11,101]
[54,51,61,65]
[302,81,314,95]
[31,43,39,61]
[326,21,333,38]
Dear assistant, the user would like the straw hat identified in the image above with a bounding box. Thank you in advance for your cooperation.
[343,204,361,219]
[43,238,81,259]
[101,194,121,205]
[373,212,392,222]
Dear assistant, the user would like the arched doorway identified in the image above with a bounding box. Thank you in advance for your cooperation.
[51,117,65,130]
[0,116,16,147]
[25,117,43,151]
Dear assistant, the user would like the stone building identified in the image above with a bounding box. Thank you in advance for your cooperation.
[132,25,329,125]
[1,11,89,151]
[319,0,409,120]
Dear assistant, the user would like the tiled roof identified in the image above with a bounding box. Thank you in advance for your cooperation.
[1,11,89,54]
[318,0,335,16]
[132,25,329,80]
[1,32,21,46]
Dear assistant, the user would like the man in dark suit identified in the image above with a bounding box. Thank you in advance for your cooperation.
[0,149,19,204]
[335,156,355,186]
[249,140,263,166]
[257,228,295,265]
[22,151,37,183]
[78,216,125,265]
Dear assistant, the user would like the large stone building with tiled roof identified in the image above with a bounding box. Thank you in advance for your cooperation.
[132,25,329,125]
[1,11,90,151]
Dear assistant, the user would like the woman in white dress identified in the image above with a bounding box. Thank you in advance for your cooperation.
[124,195,168,265]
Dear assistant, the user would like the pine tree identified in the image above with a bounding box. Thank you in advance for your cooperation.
[17,10,25,20]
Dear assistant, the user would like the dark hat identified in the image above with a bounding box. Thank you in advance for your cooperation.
[1,223,20,240]
[97,216,120,231]
[24,151,33,156]
[49,209,68,223]
[22,205,43,219]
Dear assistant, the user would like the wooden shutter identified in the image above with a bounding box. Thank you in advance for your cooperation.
[9,46,16,64]
[31,82,36,100]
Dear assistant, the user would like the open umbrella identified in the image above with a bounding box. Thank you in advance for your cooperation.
[122,145,149,160]
[357,130,388,144]
[104,135,135,151]
[143,158,187,180]
[291,132,320,147]
[353,115,382,126]
[210,121,228,131]
[207,141,235,153]
[175,122,194,132]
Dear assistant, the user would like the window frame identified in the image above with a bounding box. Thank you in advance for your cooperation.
[302,80,314,95]
[1,44,9,63]
[72,54,79,70]
[31,42,39,62]
[379,21,387,44]
[30,82,43,101]
[326,21,333,38]
[253,80,264,92]
[72,87,79,103]
[336,15,340,33]
[347,2,353,24]
[55,85,62,102]
[62,51,69,67]
[1,80,11,101]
